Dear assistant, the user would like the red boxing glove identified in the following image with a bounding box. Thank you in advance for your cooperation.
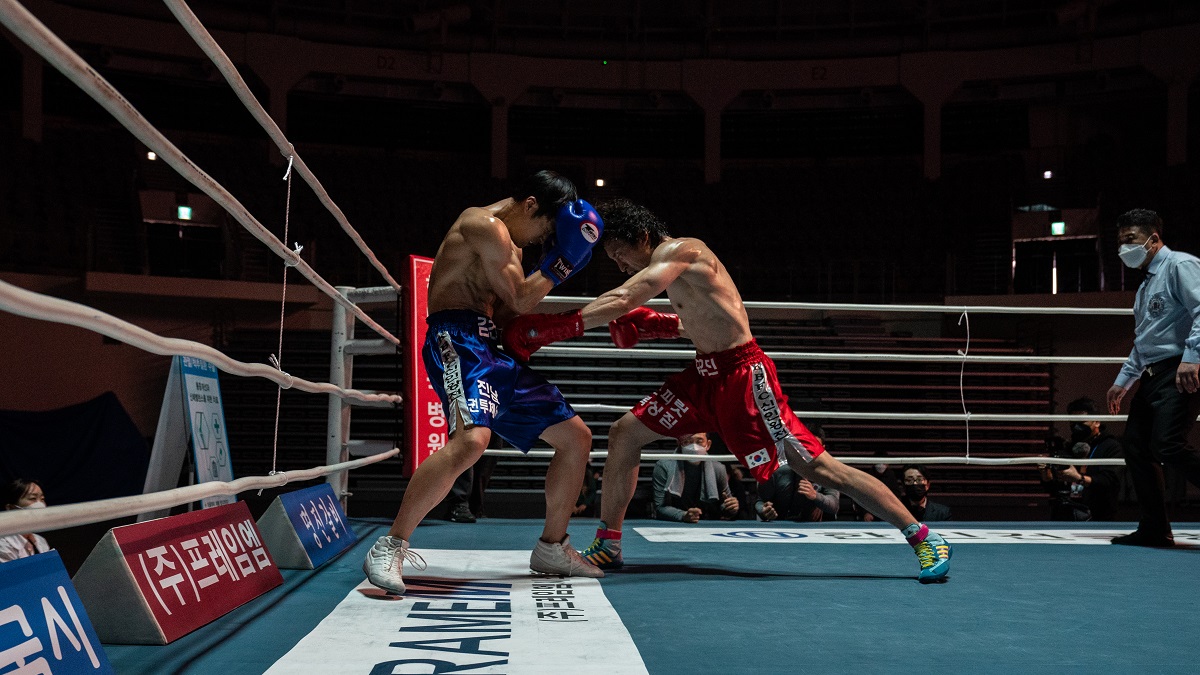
[503,310,584,362]
[608,306,680,349]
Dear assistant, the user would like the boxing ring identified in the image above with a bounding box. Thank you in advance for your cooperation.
[2,0,1199,672]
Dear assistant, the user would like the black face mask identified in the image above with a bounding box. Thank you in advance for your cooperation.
[904,484,928,501]
[1070,423,1093,442]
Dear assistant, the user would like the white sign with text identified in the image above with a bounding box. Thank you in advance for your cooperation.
[634,526,1200,545]
[267,549,646,674]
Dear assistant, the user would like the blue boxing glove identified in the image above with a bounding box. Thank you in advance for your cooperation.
[537,199,603,285]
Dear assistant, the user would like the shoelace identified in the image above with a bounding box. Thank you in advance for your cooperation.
[914,542,938,569]
[584,537,616,555]
[401,547,428,572]
[381,541,428,573]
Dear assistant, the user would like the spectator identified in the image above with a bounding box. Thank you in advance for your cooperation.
[0,479,52,562]
[900,465,952,521]
[652,432,739,522]
[758,420,841,522]
[447,451,499,523]
[725,463,757,520]
[1040,435,1093,521]
[574,461,600,517]
[755,465,840,522]
[1106,209,1200,547]
[1042,397,1124,521]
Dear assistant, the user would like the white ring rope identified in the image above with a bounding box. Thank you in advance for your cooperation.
[162,0,403,294]
[0,0,400,347]
[0,277,401,405]
[478,449,1125,466]
[957,310,971,459]
[571,404,1200,423]
[537,345,1126,364]
[0,449,399,538]
[573,405,1103,422]
[545,296,1132,315]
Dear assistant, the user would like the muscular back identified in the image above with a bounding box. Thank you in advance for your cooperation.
[661,238,753,354]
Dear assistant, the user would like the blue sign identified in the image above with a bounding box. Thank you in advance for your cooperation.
[0,550,113,673]
[278,484,356,568]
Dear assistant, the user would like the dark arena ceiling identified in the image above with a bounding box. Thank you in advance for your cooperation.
[53,0,1200,60]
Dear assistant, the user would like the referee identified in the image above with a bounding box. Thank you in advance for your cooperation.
[1107,209,1200,547]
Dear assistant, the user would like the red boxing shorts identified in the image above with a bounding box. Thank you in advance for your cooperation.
[630,339,825,482]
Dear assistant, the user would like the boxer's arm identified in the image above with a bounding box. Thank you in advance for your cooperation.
[465,212,554,315]
[580,241,697,330]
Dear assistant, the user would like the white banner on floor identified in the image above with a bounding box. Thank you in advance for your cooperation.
[267,549,647,675]
[633,526,1200,545]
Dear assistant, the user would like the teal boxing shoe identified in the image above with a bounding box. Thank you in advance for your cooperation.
[906,524,952,584]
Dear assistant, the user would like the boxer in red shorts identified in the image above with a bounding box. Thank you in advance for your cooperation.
[505,198,952,583]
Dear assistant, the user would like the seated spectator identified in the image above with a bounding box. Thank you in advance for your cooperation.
[652,433,739,522]
[1040,396,1124,521]
[725,463,757,520]
[755,420,839,522]
[755,465,840,522]
[0,479,52,562]
[900,465,952,521]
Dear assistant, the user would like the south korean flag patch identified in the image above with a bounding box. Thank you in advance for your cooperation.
[744,448,771,469]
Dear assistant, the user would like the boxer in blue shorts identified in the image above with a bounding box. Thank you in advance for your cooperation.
[422,310,574,454]
[364,170,606,594]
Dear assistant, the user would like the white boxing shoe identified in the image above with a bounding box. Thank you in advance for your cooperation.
[530,534,604,578]
[363,535,426,594]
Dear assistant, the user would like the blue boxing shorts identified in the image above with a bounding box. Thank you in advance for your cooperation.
[422,309,576,452]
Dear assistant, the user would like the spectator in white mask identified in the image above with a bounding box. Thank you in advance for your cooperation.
[652,433,739,522]
[0,478,53,562]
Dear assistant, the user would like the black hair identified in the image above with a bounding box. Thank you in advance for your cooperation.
[900,465,930,481]
[511,170,577,220]
[1116,208,1163,238]
[1067,397,1098,415]
[2,478,38,507]
[596,198,670,247]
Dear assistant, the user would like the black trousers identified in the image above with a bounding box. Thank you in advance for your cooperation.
[1122,356,1200,533]
[449,455,497,516]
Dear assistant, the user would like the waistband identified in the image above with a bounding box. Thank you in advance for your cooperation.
[693,339,764,375]
[426,309,498,340]
[1145,354,1183,379]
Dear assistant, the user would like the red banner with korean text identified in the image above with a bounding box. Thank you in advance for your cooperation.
[112,501,282,642]
[404,255,447,477]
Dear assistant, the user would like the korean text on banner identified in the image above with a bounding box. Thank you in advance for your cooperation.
[278,483,356,568]
[114,502,282,642]
[0,550,112,674]
[404,255,447,477]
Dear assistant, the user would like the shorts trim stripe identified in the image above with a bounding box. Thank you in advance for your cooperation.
[436,330,472,435]
[750,362,811,464]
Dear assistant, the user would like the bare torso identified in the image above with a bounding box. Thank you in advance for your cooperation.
[427,201,522,318]
[660,238,753,354]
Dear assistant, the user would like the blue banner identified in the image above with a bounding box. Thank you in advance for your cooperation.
[0,550,113,673]
[278,484,356,568]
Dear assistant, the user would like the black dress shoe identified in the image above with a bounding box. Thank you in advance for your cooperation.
[1111,530,1174,547]
[449,503,477,523]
